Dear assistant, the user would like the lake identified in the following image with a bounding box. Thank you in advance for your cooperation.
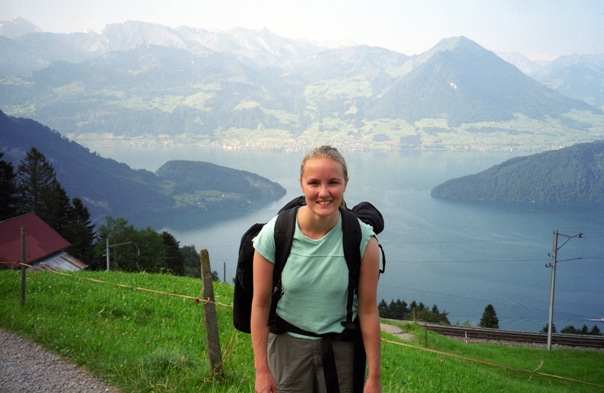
[91,144,604,333]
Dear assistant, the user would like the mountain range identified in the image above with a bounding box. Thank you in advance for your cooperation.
[0,110,285,228]
[1,18,604,152]
[531,54,604,110]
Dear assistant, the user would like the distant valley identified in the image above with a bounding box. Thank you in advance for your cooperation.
[1,18,604,153]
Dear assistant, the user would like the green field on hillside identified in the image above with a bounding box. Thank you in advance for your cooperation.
[0,270,602,392]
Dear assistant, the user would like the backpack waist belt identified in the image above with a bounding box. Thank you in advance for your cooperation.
[271,315,357,341]
[271,316,365,393]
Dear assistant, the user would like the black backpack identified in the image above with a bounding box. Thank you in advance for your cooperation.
[232,196,385,392]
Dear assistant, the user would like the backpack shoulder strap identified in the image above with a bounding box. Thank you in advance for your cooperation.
[274,205,299,275]
[340,207,362,330]
[340,208,366,393]
[268,205,300,326]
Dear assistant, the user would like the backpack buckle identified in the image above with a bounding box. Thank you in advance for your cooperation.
[341,321,356,330]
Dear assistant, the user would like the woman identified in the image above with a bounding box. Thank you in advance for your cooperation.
[251,146,382,393]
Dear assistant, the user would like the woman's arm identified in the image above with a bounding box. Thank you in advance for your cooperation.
[251,250,278,392]
[357,237,382,393]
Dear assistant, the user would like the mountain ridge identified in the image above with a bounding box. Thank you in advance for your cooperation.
[1,19,604,152]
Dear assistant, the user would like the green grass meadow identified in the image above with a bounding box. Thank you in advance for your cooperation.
[0,270,602,392]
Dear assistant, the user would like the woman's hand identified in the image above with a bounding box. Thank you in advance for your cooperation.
[363,374,382,393]
[255,368,278,392]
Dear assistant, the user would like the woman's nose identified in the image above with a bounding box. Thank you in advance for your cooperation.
[318,184,329,196]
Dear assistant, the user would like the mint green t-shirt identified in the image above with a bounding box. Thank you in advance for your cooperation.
[253,213,375,335]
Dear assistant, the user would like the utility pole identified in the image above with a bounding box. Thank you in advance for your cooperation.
[106,238,109,271]
[546,230,559,351]
[545,230,583,350]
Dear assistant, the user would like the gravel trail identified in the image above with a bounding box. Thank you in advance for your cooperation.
[0,328,121,393]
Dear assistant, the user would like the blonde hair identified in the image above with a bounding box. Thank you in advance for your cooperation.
[300,145,349,208]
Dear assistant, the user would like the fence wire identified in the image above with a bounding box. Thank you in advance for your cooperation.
[5,262,603,390]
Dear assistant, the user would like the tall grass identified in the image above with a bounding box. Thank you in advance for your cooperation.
[0,270,602,392]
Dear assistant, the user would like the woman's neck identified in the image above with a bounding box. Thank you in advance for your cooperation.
[297,206,340,239]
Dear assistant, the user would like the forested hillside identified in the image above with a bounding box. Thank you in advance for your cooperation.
[0,110,285,228]
[431,140,604,203]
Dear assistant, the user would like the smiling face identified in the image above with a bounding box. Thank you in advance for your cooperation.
[300,157,348,219]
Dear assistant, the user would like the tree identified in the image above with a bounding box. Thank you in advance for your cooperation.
[479,304,499,329]
[378,300,390,318]
[561,325,579,334]
[181,245,201,278]
[39,180,71,235]
[392,299,408,320]
[0,152,17,220]
[560,324,601,336]
[63,198,96,263]
[16,148,57,216]
[378,298,448,323]
[416,304,450,324]
[161,231,185,275]
[380,299,406,320]
[134,227,166,273]
[15,147,75,236]
[14,148,96,263]
[211,270,220,282]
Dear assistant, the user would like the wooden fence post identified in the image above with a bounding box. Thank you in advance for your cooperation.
[200,248,223,377]
[20,226,26,306]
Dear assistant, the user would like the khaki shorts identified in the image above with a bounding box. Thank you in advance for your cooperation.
[268,332,354,393]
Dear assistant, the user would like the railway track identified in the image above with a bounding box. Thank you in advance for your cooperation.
[421,322,604,349]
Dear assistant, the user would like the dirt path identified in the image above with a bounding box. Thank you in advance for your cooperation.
[380,322,414,341]
[0,328,120,393]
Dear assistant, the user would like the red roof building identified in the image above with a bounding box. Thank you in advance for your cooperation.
[0,213,87,271]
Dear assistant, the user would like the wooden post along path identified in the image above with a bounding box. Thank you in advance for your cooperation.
[200,249,223,377]
[20,226,26,306]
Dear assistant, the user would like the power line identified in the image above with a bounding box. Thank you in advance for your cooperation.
[199,232,604,251]
[383,256,604,265]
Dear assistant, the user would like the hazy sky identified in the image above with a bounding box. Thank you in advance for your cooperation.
[2,0,603,60]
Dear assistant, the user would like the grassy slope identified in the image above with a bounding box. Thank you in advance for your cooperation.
[0,270,602,392]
